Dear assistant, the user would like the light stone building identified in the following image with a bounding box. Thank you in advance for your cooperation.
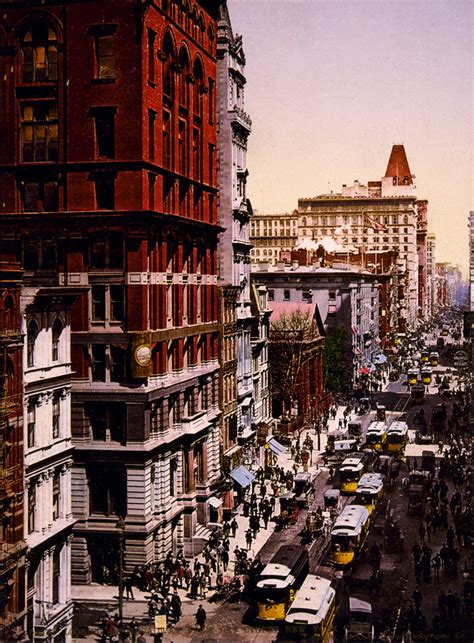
[23,290,77,642]
[250,211,299,265]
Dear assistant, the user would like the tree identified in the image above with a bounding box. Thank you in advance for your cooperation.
[269,309,320,418]
[323,325,349,393]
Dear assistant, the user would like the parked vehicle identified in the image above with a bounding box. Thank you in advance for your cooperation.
[407,369,419,386]
[429,351,439,366]
[348,421,362,439]
[365,421,387,452]
[375,403,386,421]
[277,493,299,529]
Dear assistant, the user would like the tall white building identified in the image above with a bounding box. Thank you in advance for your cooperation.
[296,146,421,327]
[23,289,78,642]
[217,4,254,439]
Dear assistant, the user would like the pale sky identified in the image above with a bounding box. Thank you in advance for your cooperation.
[227,0,473,274]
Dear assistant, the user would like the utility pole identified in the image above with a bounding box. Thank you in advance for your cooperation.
[116,517,125,627]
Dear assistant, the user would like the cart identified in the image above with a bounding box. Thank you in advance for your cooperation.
[277,492,299,528]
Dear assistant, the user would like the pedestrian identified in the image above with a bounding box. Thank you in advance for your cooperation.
[199,573,207,599]
[245,528,253,550]
[129,617,138,643]
[231,516,238,538]
[437,591,447,620]
[412,587,423,613]
[195,604,207,631]
[189,574,199,599]
[171,591,182,622]
[432,553,441,580]
[222,548,229,572]
[125,575,135,600]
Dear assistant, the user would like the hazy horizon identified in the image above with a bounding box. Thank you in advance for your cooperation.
[227,0,473,275]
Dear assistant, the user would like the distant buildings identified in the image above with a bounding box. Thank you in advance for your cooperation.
[252,263,381,392]
[250,145,437,332]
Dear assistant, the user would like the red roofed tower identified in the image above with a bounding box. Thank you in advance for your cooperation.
[385,144,413,186]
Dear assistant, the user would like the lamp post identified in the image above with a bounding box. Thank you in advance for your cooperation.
[116,517,125,626]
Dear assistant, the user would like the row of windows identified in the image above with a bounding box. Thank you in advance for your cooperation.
[27,318,63,367]
[26,394,63,448]
[27,470,63,534]
[22,235,216,273]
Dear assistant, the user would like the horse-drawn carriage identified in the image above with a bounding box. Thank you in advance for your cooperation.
[277,492,300,528]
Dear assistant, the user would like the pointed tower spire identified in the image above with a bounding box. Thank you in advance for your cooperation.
[385,144,413,186]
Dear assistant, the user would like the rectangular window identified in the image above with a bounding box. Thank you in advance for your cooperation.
[110,285,124,321]
[93,108,115,158]
[27,401,35,448]
[52,548,60,603]
[21,103,58,162]
[94,173,115,209]
[21,179,59,212]
[148,29,155,83]
[90,234,123,270]
[89,464,126,516]
[91,344,106,381]
[110,346,126,382]
[208,143,215,185]
[162,110,172,169]
[284,289,290,301]
[178,119,187,174]
[42,241,56,269]
[328,290,336,301]
[193,127,201,180]
[52,473,61,520]
[90,236,106,269]
[91,286,106,321]
[52,395,60,439]
[28,484,36,533]
[95,34,116,80]
[148,110,156,161]
[302,289,312,302]
[268,289,274,301]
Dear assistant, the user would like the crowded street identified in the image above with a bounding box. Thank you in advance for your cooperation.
[72,314,473,643]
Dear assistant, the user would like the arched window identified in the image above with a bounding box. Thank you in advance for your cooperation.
[162,32,175,100]
[27,320,39,367]
[178,47,189,108]
[21,23,58,83]
[192,58,203,116]
[52,318,63,362]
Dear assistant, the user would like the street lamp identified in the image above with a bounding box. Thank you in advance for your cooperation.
[116,517,125,626]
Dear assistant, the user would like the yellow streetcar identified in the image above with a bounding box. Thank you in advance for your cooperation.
[353,472,385,518]
[365,421,387,452]
[407,369,419,386]
[283,574,336,642]
[256,545,309,621]
[386,421,409,454]
[330,505,370,566]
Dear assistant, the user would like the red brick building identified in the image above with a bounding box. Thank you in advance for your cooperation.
[0,0,223,586]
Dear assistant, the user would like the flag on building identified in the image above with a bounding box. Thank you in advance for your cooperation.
[363,212,388,232]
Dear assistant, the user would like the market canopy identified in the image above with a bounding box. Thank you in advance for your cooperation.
[267,437,287,455]
[229,465,255,488]
[207,497,222,509]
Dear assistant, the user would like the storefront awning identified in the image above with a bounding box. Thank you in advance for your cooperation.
[374,353,388,365]
[230,465,255,488]
[207,496,223,509]
[267,437,287,455]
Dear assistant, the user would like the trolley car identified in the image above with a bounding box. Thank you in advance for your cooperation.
[386,421,408,454]
[283,574,336,641]
[330,505,370,567]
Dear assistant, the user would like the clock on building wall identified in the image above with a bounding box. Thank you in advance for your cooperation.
[131,333,153,378]
[134,344,152,367]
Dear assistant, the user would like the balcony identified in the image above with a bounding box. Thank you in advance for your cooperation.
[229,105,252,131]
